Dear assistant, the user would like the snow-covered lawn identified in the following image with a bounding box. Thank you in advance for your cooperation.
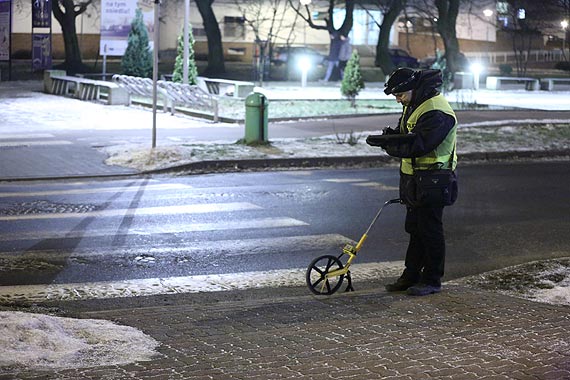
[103,122,570,172]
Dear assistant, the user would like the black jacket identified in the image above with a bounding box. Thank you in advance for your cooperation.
[383,70,456,206]
[384,70,455,160]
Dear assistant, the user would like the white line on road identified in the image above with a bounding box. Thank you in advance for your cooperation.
[353,182,399,191]
[0,140,72,147]
[324,178,369,183]
[0,217,309,241]
[0,202,261,221]
[0,133,55,139]
[0,183,191,198]
[0,261,405,302]
[0,234,353,259]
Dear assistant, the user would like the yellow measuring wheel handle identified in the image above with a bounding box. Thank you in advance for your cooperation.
[355,233,368,252]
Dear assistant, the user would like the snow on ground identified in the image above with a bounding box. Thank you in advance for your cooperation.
[103,122,570,172]
[1,81,569,372]
[0,311,159,370]
[451,258,570,307]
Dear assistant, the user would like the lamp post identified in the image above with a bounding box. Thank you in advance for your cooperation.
[183,0,190,84]
[562,20,568,61]
[298,57,311,87]
[470,63,483,90]
[483,9,493,62]
[152,0,161,148]
[300,0,311,44]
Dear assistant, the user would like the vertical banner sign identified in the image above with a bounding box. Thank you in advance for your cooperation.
[0,0,10,62]
[100,0,154,56]
[32,0,52,71]
[32,33,51,71]
[32,0,51,27]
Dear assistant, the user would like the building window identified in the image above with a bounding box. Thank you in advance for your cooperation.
[224,16,245,39]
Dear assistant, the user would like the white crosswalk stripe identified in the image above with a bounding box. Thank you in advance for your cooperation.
[353,182,399,191]
[0,183,191,198]
[0,140,73,148]
[0,234,352,261]
[0,202,261,221]
[0,177,400,302]
[0,133,55,139]
[0,217,309,241]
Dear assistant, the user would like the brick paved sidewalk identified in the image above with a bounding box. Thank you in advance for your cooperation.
[7,285,569,379]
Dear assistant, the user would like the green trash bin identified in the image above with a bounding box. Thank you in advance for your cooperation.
[244,92,268,143]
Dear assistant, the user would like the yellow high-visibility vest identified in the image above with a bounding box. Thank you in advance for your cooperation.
[400,94,457,175]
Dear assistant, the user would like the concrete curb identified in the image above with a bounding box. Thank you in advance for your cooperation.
[2,149,568,182]
[142,149,570,176]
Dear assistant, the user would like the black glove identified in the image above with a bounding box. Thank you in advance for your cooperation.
[366,135,386,148]
[382,127,399,135]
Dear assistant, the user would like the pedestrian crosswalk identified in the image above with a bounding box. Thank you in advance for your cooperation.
[0,133,73,148]
[0,176,403,302]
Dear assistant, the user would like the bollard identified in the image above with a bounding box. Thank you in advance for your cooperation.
[244,92,269,144]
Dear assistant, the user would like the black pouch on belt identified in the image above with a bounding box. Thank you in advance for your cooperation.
[413,169,458,207]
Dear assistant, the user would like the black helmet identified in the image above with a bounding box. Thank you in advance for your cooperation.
[384,68,419,95]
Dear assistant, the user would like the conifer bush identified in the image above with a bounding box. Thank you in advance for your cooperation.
[172,26,198,84]
[121,8,153,78]
[341,51,365,107]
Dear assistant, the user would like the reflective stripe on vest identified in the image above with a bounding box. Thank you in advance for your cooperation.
[400,94,457,175]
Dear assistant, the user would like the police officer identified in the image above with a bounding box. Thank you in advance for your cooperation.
[369,68,458,296]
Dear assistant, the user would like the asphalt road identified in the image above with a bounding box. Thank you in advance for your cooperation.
[0,161,568,295]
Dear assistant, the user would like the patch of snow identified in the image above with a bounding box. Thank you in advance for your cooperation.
[451,258,570,307]
[0,311,159,370]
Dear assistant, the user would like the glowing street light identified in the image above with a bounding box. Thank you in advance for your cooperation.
[300,0,312,5]
[483,9,494,60]
[470,62,483,90]
[562,20,568,59]
[298,56,312,87]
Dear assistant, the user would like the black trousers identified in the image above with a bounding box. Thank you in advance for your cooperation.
[400,206,445,286]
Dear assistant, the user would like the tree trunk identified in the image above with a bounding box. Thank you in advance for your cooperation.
[52,0,90,74]
[435,0,460,74]
[375,0,404,76]
[195,0,225,75]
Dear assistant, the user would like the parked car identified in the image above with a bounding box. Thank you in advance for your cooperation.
[419,52,470,71]
[271,46,327,68]
[389,48,419,68]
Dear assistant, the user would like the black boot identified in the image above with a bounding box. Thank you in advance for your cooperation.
[406,283,442,296]
[385,278,416,292]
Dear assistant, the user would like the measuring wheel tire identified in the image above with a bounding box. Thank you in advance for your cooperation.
[306,255,345,295]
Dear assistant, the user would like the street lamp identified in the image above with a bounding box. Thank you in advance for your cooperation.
[483,9,493,62]
[300,0,311,5]
[298,56,311,87]
[562,20,568,60]
[470,62,483,90]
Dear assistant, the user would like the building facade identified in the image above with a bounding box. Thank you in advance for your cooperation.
[9,0,501,64]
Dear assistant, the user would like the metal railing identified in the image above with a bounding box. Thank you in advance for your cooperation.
[464,49,565,64]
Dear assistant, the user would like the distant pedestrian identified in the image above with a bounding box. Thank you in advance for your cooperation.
[338,36,352,80]
[322,31,342,82]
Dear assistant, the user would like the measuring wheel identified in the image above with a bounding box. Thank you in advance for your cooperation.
[306,255,345,295]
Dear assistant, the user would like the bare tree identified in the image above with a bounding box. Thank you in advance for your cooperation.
[195,0,225,75]
[52,0,93,73]
[357,0,406,76]
[288,0,355,44]
[233,0,290,85]
[432,0,461,73]
[410,0,476,76]
[499,0,549,76]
